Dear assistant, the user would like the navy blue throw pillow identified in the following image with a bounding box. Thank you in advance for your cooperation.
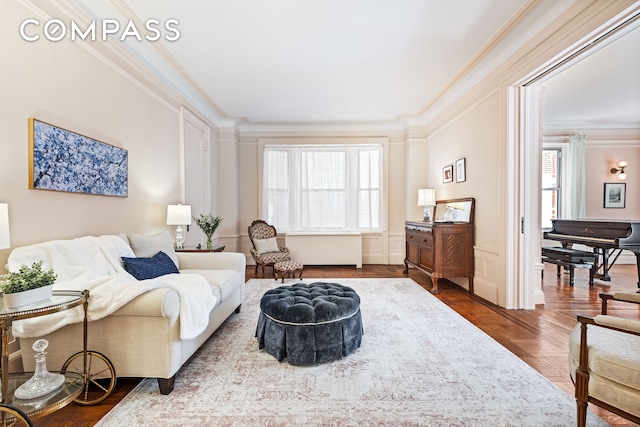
[121,251,179,280]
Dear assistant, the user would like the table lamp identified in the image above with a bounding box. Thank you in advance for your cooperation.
[166,204,191,249]
[417,189,436,222]
[0,203,10,249]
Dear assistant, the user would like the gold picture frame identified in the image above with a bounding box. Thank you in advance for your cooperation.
[29,118,128,197]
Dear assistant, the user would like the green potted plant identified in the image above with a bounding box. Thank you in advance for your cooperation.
[193,213,223,250]
[1,261,57,309]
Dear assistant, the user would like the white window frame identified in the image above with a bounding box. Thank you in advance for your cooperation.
[542,139,570,230]
[258,137,388,233]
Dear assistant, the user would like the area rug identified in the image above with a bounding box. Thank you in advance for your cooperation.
[95,278,606,427]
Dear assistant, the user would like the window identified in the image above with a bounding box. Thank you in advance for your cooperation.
[263,144,383,232]
[541,148,561,230]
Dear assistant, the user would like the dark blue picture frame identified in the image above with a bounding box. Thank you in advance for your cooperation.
[29,118,128,197]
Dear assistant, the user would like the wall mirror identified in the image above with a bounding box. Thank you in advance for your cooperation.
[434,198,475,223]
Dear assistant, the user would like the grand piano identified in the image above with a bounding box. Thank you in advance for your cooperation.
[543,219,640,291]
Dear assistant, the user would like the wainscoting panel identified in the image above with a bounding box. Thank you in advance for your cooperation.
[387,232,405,265]
[362,233,385,265]
[472,246,500,305]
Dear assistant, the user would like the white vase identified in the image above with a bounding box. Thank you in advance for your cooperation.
[3,285,54,309]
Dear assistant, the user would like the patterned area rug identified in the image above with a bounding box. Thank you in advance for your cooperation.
[96,278,606,426]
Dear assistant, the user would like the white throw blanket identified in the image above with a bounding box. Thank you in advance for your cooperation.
[6,235,217,340]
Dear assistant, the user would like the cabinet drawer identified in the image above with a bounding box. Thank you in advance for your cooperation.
[417,231,433,249]
[407,229,432,246]
[406,229,421,242]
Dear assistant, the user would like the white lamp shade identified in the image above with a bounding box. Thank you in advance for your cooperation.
[0,203,10,250]
[166,204,192,225]
[417,189,436,206]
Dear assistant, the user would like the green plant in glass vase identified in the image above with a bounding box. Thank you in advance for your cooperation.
[193,213,223,250]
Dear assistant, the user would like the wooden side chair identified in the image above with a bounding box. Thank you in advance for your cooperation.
[248,220,291,277]
[569,292,640,427]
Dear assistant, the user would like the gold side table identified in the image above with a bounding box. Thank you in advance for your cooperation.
[0,290,96,424]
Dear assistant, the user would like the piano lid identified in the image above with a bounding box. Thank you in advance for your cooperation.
[546,219,639,243]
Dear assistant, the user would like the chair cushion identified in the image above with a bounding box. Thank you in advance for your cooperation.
[256,251,290,265]
[253,237,280,255]
[122,251,180,280]
[569,323,640,391]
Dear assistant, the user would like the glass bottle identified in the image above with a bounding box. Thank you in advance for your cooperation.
[15,339,65,399]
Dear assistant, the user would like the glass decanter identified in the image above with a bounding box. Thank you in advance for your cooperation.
[15,339,65,399]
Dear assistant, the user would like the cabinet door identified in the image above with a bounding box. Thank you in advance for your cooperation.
[418,231,434,271]
[405,230,420,264]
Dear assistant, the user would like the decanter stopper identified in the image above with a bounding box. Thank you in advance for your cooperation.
[15,339,65,399]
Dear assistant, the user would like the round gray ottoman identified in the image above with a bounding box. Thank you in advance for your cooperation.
[256,282,363,364]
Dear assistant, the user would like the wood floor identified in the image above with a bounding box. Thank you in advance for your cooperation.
[34,263,639,427]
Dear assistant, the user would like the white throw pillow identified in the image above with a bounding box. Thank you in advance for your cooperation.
[253,237,280,255]
[127,231,180,269]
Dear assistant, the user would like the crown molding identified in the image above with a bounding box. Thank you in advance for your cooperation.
[544,127,640,143]
[20,0,228,126]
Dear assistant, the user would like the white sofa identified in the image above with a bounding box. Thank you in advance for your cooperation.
[8,232,245,394]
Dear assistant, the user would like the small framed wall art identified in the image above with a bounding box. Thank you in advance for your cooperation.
[455,158,466,183]
[29,118,128,197]
[603,183,625,208]
[442,165,453,183]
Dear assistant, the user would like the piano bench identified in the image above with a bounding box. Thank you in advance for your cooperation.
[541,247,596,287]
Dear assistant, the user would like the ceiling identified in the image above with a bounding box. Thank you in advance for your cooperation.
[542,24,640,130]
[60,0,639,128]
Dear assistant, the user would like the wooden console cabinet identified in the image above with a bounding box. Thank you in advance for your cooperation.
[403,198,474,294]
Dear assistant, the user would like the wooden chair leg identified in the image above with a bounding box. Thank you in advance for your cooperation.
[576,322,590,427]
[255,264,259,274]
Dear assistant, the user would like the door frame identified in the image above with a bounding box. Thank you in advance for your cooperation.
[506,8,640,309]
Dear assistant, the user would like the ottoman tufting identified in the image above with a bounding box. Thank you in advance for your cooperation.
[256,282,363,364]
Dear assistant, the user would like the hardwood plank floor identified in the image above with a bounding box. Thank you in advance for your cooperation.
[34,263,639,426]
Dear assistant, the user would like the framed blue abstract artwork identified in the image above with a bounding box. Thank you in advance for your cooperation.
[28,118,128,197]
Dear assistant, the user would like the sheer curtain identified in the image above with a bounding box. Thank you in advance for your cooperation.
[300,148,346,229]
[569,134,586,219]
[263,144,382,232]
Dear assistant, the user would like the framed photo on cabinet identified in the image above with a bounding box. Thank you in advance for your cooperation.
[603,183,625,208]
[442,165,453,183]
[455,158,466,183]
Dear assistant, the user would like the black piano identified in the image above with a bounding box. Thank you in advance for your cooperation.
[543,219,640,291]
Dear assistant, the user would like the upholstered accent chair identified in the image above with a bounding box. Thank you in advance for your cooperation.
[569,292,640,427]
[248,220,291,277]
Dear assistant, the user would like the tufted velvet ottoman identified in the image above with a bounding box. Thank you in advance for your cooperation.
[256,282,363,364]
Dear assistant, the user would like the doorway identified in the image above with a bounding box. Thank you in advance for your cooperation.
[508,9,640,309]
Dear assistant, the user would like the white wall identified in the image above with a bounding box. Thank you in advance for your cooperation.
[584,136,639,219]
[426,94,501,302]
[0,0,184,271]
